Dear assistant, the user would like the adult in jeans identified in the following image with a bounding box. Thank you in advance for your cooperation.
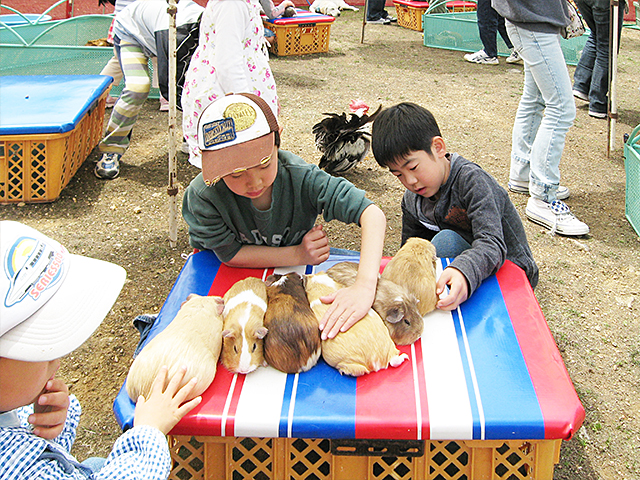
[366,0,397,24]
[573,0,626,119]
[464,0,521,65]
[492,0,589,236]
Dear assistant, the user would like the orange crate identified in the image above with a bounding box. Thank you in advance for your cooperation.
[168,436,563,480]
[263,11,335,56]
[394,1,477,31]
[0,79,108,204]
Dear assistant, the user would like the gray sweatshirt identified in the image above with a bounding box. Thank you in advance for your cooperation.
[491,0,570,34]
[400,154,538,296]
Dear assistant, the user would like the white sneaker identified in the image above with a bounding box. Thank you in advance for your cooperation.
[506,50,523,64]
[464,50,499,65]
[573,89,589,102]
[508,179,570,200]
[525,197,589,236]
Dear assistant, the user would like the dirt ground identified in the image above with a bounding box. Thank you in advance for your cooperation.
[2,11,640,480]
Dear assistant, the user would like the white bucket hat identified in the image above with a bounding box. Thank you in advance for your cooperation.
[0,221,126,362]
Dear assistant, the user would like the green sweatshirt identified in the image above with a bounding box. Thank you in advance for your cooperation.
[182,149,373,262]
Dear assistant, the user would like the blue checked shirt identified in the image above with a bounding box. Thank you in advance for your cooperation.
[0,395,171,480]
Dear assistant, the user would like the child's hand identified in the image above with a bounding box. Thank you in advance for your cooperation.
[133,365,202,435]
[279,0,295,8]
[319,282,375,340]
[298,225,330,265]
[30,378,70,440]
[436,267,468,311]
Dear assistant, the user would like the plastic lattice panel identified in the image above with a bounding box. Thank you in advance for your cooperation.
[231,437,273,479]
[372,456,414,480]
[270,24,331,56]
[170,436,205,480]
[429,441,471,480]
[396,5,427,31]
[494,442,535,480]
[289,438,331,480]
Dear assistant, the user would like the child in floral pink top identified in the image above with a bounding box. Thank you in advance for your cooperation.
[181,0,278,167]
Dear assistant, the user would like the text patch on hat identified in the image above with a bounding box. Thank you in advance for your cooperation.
[202,118,237,149]
[224,102,257,131]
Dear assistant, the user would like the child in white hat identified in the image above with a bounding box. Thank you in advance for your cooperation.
[0,221,201,479]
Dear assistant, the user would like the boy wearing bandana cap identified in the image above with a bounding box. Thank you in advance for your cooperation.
[182,93,387,340]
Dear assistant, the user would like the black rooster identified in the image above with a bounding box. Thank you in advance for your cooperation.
[312,101,381,175]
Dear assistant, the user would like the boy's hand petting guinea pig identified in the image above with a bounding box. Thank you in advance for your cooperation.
[297,225,330,266]
[133,365,201,435]
[436,267,468,311]
[318,281,376,340]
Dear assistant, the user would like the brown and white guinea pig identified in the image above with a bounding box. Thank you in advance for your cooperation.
[263,272,322,374]
[126,294,224,402]
[222,277,269,374]
[325,261,423,345]
[304,272,408,376]
[380,237,439,316]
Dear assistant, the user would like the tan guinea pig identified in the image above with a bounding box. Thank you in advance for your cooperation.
[304,272,408,376]
[126,293,224,402]
[325,261,423,345]
[380,237,439,316]
[222,277,269,374]
[263,272,322,374]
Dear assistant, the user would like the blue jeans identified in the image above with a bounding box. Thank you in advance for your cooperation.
[477,0,513,57]
[573,0,625,115]
[366,0,389,21]
[506,22,576,203]
[430,230,471,258]
[81,457,106,473]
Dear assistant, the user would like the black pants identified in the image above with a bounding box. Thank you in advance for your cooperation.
[477,0,513,57]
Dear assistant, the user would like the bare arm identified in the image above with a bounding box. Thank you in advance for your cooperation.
[319,204,386,339]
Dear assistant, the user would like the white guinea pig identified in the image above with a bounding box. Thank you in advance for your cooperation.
[325,261,423,345]
[126,293,224,402]
[263,272,322,374]
[380,237,439,316]
[222,277,269,374]
[304,272,408,376]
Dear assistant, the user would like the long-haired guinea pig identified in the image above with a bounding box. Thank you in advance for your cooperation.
[126,294,224,402]
[263,272,322,374]
[222,277,269,374]
[325,261,423,345]
[380,237,438,316]
[304,272,408,376]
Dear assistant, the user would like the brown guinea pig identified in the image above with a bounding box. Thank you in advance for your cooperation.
[304,272,408,377]
[380,237,439,316]
[263,272,322,374]
[222,277,269,374]
[126,294,224,402]
[325,261,423,345]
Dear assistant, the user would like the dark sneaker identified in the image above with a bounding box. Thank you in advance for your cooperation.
[508,179,570,200]
[573,89,589,102]
[95,152,121,180]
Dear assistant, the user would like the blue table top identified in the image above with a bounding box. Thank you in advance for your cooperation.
[0,75,112,135]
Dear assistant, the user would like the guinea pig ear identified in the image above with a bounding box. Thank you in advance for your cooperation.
[385,308,404,324]
[255,327,268,339]
[211,296,225,315]
[222,329,235,339]
[264,275,277,287]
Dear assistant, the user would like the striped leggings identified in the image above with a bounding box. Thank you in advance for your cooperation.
[99,41,151,155]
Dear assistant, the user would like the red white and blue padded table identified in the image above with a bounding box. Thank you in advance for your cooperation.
[113,251,585,441]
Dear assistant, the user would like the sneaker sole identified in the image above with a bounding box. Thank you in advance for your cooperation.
[464,58,499,65]
[508,183,570,201]
[573,90,589,102]
[525,208,590,236]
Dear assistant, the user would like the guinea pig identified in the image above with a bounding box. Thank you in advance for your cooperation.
[126,294,224,402]
[263,272,322,374]
[325,261,423,345]
[304,272,408,376]
[380,237,439,316]
[222,277,269,374]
